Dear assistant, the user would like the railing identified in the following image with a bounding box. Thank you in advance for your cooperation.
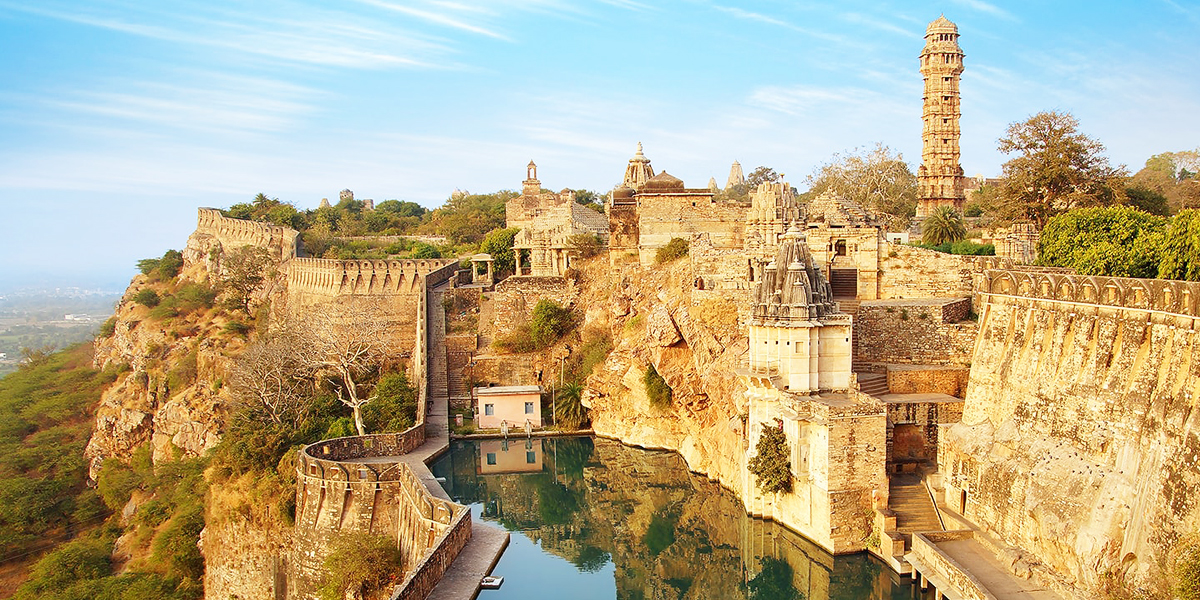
[977,269,1200,318]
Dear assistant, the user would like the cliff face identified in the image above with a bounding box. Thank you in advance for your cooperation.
[580,256,753,505]
[86,229,258,478]
[941,290,1200,591]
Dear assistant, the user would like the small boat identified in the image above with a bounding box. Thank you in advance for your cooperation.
[480,575,504,590]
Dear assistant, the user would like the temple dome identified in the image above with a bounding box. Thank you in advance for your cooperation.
[643,171,685,191]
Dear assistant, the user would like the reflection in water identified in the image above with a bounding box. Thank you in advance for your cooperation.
[431,437,919,600]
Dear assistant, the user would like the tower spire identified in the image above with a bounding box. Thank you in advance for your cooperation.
[917,15,966,221]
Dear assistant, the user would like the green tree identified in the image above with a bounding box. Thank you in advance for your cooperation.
[573,189,605,213]
[134,289,161,308]
[921,206,967,246]
[568,233,603,259]
[1036,206,1167,278]
[1158,210,1200,281]
[219,246,274,314]
[425,191,514,245]
[1132,150,1200,212]
[362,371,417,432]
[1125,186,1171,216]
[806,143,918,228]
[746,166,781,189]
[748,422,791,494]
[996,111,1126,228]
[530,300,573,348]
[318,535,403,600]
[375,199,427,218]
[479,227,519,276]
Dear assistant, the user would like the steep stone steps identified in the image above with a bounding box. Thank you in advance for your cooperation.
[890,476,943,551]
[836,299,860,315]
[857,373,889,397]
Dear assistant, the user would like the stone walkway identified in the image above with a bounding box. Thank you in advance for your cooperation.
[935,539,1062,599]
[415,282,510,599]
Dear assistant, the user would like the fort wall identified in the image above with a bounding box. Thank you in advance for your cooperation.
[854,298,976,367]
[491,276,577,339]
[939,270,1200,592]
[291,430,470,600]
[636,199,745,265]
[195,208,299,261]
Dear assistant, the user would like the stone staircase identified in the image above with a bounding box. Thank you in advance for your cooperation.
[836,299,860,315]
[890,476,944,551]
[857,372,889,397]
[447,368,470,401]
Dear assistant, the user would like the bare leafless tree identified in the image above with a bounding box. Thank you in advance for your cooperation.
[229,325,313,427]
[297,304,395,436]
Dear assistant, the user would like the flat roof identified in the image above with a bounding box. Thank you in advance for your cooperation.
[473,385,543,395]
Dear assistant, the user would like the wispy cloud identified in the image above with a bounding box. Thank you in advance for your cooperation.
[711,5,852,45]
[949,0,1017,21]
[0,0,453,69]
[841,12,920,38]
[352,0,511,40]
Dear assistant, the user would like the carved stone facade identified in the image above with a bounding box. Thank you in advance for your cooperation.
[917,16,967,220]
[506,162,609,277]
[738,227,884,553]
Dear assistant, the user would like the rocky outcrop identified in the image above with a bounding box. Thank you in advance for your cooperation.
[580,256,752,505]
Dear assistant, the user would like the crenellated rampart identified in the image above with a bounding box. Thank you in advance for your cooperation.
[195,208,299,261]
[974,269,1200,318]
[286,257,457,299]
[941,269,1200,594]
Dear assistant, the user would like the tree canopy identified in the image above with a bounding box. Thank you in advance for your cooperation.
[1130,149,1200,213]
[1036,206,1167,278]
[805,143,918,229]
[921,206,967,246]
[996,111,1125,228]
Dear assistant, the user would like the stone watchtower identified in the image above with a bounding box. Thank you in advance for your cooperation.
[916,15,966,220]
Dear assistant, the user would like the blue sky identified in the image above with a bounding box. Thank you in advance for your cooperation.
[1,0,1198,290]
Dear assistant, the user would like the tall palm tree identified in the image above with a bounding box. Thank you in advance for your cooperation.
[922,206,968,246]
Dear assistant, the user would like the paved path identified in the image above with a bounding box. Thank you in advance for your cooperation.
[936,538,1062,599]
[417,282,510,599]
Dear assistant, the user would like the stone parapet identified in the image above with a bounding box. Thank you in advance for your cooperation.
[195,207,299,261]
[975,269,1200,317]
[286,257,457,298]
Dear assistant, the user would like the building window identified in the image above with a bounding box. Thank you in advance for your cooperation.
[526,451,536,464]
[486,453,497,465]
[524,402,534,414]
[485,403,494,416]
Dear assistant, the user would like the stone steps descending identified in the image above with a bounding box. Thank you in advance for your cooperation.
[890,476,943,551]
[837,299,861,315]
[857,373,889,397]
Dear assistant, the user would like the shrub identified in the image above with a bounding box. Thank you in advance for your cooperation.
[175,282,217,310]
[568,233,604,259]
[922,206,967,246]
[134,289,161,308]
[151,503,205,580]
[555,383,588,430]
[748,423,792,494]
[319,534,404,600]
[223,321,251,336]
[97,458,141,510]
[363,371,417,433]
[530,299,573,347]
[642,364,671,409]
[98,317,117,338]
[655,237,689,264]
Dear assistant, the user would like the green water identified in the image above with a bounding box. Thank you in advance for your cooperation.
[430,436,921,599]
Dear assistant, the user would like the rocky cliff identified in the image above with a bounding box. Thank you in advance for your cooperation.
[578,255,753,514]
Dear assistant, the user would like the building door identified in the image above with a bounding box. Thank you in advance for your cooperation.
[829,269,857,299]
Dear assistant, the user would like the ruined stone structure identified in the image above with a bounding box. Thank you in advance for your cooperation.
[506,162,608,277]
[738,226,885,553]
[916,16,967,220]
[608,145,747,266]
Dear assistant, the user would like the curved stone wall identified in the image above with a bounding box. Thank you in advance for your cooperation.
[291,428,470,600]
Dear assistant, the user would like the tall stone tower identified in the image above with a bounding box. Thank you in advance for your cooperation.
[916,15,966,220]
[726,160,745,189]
